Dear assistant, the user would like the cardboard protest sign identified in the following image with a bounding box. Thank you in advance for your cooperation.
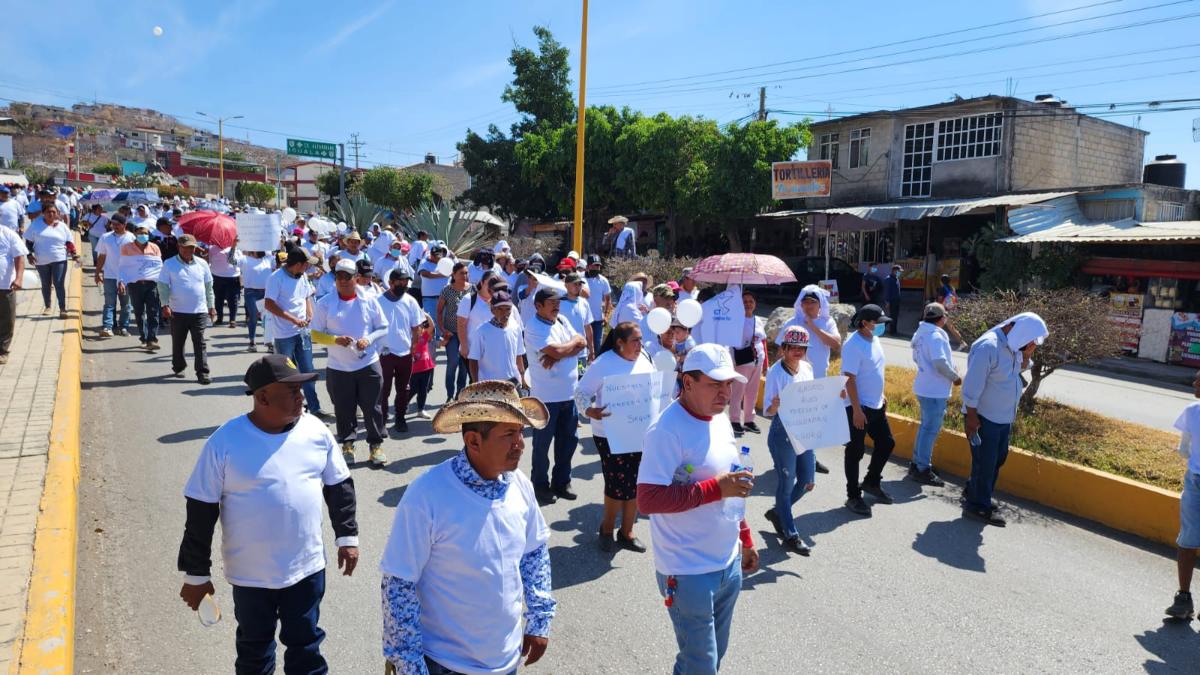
[601,371,674,454]
[777,375,850,451]
[235,212,282,252]
[696,284,742,347]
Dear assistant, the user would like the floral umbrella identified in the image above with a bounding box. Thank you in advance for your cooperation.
[178,210,237,249]
[689,253,796,285]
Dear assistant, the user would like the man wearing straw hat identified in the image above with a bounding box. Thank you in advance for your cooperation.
[604,215,636,258]
[380,380,557,674]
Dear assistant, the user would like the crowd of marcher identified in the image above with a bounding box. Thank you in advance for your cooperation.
[2,182,1195,674]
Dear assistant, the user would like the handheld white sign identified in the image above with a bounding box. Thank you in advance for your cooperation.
[777,375,850,452]
[600,371,674,454]
[235,212,282,252]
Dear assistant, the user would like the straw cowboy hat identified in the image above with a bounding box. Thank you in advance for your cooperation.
[607,215,629,224]
[432,380,549,433]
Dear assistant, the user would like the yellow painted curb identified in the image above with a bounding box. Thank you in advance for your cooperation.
[887,413,1182,547]
[16,256,82,675]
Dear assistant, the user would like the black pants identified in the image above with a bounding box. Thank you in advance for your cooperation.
[378,353,413,426]
[231,569,327,675]
[326,362,385,445]
[843,404,895,499]
[409,369,433,410]
[886,299,900,335]
[212,275,240,324]
[0,289,15,355]
[170,311,209,376]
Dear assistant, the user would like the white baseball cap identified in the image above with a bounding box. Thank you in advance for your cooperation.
[681,343,747,383]
[334,259,357,275]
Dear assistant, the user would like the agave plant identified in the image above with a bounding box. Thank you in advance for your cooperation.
[398,202,490,257]
[332,193,385,236]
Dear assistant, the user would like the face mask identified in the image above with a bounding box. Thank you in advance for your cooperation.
[872,323,886,337]
[135,234,150,244]
[869,266,878,274]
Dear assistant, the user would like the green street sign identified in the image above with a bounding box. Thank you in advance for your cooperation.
[286,139,337,160]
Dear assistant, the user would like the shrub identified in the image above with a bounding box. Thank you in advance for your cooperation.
[505,235,562,261]
[602,255,700,292]
[90,162,121,176]
[156,185,192,200]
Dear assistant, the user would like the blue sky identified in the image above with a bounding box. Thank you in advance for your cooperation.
[3,0,1198,186]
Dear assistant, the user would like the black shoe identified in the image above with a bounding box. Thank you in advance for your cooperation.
[598,531,615,553]
[617,532,647,553]
[964,507,1006,527]
[861,481,894,505]
[783,536,811,556]
[171,370,185,378]
[743,422,761,434]
[845,497,872,516]
[815,460,830,474]
[1165,591,1195,620]
[552,485,578,501]
[197,374,211,385]
[535,487,558,506]
[392,420,408,434]
[907,467,945,487]
[731,422,744,436]
[764,509,784,538]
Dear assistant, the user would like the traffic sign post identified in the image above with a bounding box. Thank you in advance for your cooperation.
[286,139,338,160]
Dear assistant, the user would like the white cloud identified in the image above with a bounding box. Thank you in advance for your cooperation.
[313,1,395,54]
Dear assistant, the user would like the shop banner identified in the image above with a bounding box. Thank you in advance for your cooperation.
[777,375,850,451]
[1169,312,1200,367]
[771,160,832,199]
[1108,293,1143,353]
[601,371,675,454]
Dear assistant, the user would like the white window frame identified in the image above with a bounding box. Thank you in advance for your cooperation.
[848,128,870,169]
[901,122,935,198]
[935,112,1003,162]
[819,132,840,170]
[1157,201,1186,221]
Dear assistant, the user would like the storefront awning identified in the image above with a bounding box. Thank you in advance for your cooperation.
[760,191,1075,222]
[1003,195,1200,243]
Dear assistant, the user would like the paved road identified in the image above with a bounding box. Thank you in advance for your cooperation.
[75,283,1197,674]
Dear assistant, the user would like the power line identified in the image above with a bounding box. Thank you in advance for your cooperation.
[347,132,366,169]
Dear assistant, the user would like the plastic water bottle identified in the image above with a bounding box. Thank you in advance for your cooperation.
[722,446,754,522]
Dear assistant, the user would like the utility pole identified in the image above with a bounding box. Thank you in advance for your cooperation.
[571,0,589,255]
[338,143,346,207]
[758,87,767,121]
[348,133,366,170]
[196,111,243,199]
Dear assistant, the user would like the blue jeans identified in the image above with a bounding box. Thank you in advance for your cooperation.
[37,262,67,311]
[912,396,949,472]
[421,297,440,340]
[87,233,101,266]
[126,281,160,343]
[102,277,130,331]
[655,555,743,675]
[231,569,327,675]
[274,332,322,412]
[443,334,469,400]
[590,320,604,351]
[243,288,265,343]
[767,416,815,539]
[966,415,1011,511]
[531,400,578,490]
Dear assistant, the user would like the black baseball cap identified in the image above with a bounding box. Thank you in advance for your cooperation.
[587,254,602,266]
[286,249,315,266]
[855,304,892,325]
[244,354,317,394]
[356,259,374,275]
[388,267,412,281]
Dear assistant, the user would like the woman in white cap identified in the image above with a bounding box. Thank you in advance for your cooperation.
[762,326,816,555]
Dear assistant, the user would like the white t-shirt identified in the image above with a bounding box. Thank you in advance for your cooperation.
[0,199,21,232]
[467,262,501,286]
[336,248,367,265]
[615,227,635,253]
[207,246,239,278]
[911,323,956,399]
[638,400,742,575]
[584,274,611,323]
[312,291,389,372]
[83,212,109,239]
[161,256,213,314]
[381,459,548,675]
[301,240,330,266]
[407,239,429,268]
[762,359,815,416]
[776,314,837,379]
[1174,402,1200,476]
[523,316,579,403]
[0,227,28,290]
[377,291,425,357]
[559,297,594,339]
[458,292,523,345]
[376,254,413,285]
[183,414,350,589]
[841,331,886,409]
[237,254,274,290]
[97,231,134,278]
[418,260,449,297]
[264,269,313,339]
[468,319,525,382]
[573,349,654,437]
[31,222,71,264]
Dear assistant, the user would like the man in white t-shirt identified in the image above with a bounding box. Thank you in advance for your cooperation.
[159,235,217,384]
[583,254,611,348]
[467,290,526,385]
[381,380,556,673]
[559,272,596,362]
[418,244,450,341]
[841,304,895,516]
[0,225,28,365]
[1166,370,1200,621]
[95,213,135,337]
[82,203,109,266]
[406,230,430,269]
[0,187,22,234]
[376,268,425,433]
[458,272,510,377]
[637,343,759,675]
[677,268,698,302]
[264,249,327,417]
[524,287,586,505]
[178,354,358,674]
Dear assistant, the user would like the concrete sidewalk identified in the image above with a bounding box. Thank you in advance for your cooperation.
[0,281,72,672]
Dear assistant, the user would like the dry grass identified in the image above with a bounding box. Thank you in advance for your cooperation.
[880,366,1186,492]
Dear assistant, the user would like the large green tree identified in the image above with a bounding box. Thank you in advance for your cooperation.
[359,167,435,213]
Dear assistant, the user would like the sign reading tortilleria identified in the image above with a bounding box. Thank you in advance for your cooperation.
[286,139,337,160]
[771,160,832,199]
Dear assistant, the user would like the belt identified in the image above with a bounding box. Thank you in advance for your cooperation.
[131,279,156,285]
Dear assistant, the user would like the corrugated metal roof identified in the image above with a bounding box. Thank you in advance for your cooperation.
[761,191,1075,222]
[1003,196,1200,243]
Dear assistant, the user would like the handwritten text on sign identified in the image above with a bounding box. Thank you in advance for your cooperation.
[778,375,850,452]
[235,212,283,253]
[601,371,674,454]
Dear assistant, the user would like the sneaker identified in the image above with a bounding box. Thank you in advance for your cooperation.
[41,307,52,316]
[764,509,784,538]
[265,343,275,354]
[0,354,7,365]
[1165,591,1195,620]
[744,422,761,434]
[99,329,113,338]
[171,370,185,378]
[552,484,578,501]
[147,341,161,351]
[534,487,558,506]
[247,343,258,353]
[116,329,130,337]
[392,419,408,434]
[783,536,811,556]
[907,466,945,487]
[845,497,872,516]
[415,409,430,420]
[342,442,356,465]
[861,481,894,505]
[731,422,744,436]
[598,531,615,553]
[369,445,387,466]
[59,310,69,320]
[616,532,647,553]
[228,321,237,329]
[964,507,1006,527]
[197,374,211,385]
[815,460,830,474]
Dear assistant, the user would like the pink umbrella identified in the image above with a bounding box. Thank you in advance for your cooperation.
[689,253,796,285]
[179,210,237,249]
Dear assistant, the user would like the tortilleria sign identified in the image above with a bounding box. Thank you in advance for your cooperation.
[771,160,832,199]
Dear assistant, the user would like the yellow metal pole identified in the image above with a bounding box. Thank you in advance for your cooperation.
[571,0,589,254]
[218,118,225,199]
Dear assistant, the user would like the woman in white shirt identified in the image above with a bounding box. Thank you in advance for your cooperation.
[233,245,276,352]
[208,244,241,328]
[574,321,653,553]
[27,204,78,317]
[729,290,767,437]
[762,325,816,555]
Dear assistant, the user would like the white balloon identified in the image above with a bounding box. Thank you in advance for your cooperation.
[653,350,677,373]
[153,26,164,37]
[435,257,455,276]
[676,299,702,328]
[281,207,297,224]
[645,307,672,335]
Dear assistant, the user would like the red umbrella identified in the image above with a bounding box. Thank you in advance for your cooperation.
[179,210,237,249]
[690,253,796,285]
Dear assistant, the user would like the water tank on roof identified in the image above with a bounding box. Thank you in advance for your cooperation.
[1143,154,1186,188]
